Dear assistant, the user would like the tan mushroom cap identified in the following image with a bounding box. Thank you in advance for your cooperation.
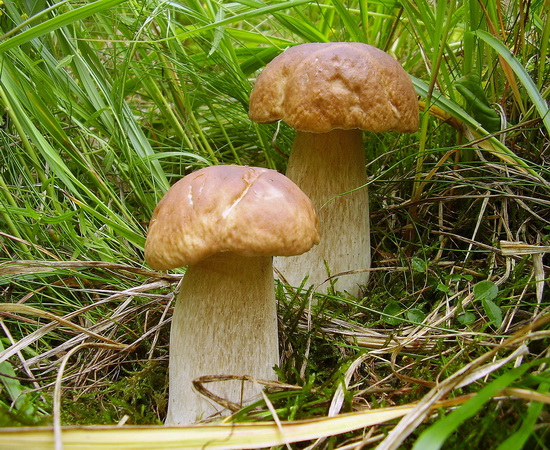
[249,42,419,134]
[144,165,320,270]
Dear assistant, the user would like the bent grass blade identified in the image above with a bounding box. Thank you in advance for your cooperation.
[0,398,472,450]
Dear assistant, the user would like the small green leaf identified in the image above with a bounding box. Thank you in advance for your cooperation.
[482,298,503,328]
[457,312,476,325]
[411,257,428,273]
[382,301,402,325]
[406,308,426,323]
[436,283,450,293]
[0,340,36,417]
[473,280,498,302]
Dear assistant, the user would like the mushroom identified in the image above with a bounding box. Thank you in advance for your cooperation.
[249,42,419,297]
[144,165,319,425]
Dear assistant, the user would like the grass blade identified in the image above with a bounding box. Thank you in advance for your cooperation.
[0,397,476,449]
[496,387,548,450]
[168,0,312,41]
[412,359,548,450]
[413,77,541,179]
[0,0,128,54]
[473,29,550,135]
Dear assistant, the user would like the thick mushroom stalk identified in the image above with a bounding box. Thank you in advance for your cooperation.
[249,42,419,297]
[275,129,369,294]
[167,252,278,425]
[144,165,319,424]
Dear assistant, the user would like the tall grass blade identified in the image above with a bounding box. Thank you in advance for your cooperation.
[169,0,312,42]
[412,359,549,450]
[473,29,550,135]
[496,386,548,450]
[0,0,128,54]
[412,77,540,178]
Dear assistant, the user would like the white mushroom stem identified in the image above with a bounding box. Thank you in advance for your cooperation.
[166,252,279,425]
[274,129,370,297]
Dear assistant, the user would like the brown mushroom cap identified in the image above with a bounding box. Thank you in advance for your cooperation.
[144,165,320,270]
[248,42,419,134]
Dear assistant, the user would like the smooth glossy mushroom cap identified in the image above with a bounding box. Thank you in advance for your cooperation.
[144,165,320,270]
[248,42,419,134]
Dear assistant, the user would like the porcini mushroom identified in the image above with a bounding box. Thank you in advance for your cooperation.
[249,42,419,297]
[144,165,319,424]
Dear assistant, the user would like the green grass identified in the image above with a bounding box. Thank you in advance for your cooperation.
[0,0,549,448]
